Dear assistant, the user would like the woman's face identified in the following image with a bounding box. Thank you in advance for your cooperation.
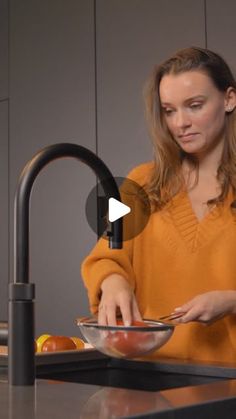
[159,70,231,157]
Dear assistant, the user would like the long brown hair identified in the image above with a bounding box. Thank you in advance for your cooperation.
[144,46,236,211]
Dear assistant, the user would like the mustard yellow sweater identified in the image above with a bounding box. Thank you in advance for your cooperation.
[82,162,236,363]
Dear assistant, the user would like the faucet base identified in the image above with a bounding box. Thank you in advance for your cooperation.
[8,298,35,385]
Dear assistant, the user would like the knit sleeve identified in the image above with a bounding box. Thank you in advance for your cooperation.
[81,161,153,314]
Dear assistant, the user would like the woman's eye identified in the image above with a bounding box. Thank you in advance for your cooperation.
[190,103,202,110]
[162,108,174,116]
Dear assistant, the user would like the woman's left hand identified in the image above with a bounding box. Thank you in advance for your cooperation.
[173,290,236,324]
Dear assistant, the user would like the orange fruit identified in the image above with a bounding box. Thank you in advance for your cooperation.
[70,336,85,349]
[36,334,51,353]
[41,336,77,352]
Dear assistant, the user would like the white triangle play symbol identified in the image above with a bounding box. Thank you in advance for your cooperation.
[108,198,131,222]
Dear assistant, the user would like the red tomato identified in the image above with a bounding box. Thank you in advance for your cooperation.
[104,320,155,357]
[41,336,76,352]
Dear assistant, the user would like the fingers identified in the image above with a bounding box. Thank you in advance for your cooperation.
[177,307,200,323]
[132,298,142,321]
[107,303,119,325]
[174,301,193,315]
[98,302,117,325]
[172,297,199,322]
[98,294,141,326]
[97,304,107,325]
[173,297,218,324]
[174,299,208,323]
[97,274,142,326]
[119,295,142,325]
[173,291,229,324]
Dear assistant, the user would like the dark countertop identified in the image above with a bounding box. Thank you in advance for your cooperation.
[2,351,236,418]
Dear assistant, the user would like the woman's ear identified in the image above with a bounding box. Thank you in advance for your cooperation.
[225,87,236,113]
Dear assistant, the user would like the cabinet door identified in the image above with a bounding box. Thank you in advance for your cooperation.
[9,0,96,336]
[0,0,8,100]
[96,0,205,176]
[0,102,8,320]
[206,0,236,73]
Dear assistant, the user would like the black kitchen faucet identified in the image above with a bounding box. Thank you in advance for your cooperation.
[8,143,123,385]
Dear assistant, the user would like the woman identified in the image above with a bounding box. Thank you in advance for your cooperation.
[82,47,236,362]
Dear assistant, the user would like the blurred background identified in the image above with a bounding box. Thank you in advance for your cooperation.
[0,0,235,336]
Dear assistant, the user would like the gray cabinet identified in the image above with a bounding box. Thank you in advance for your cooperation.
[0,0,8,100]
[206,0,236,74]
[0,102,8,320]
[96,0,205,176]
[9,0,96,336]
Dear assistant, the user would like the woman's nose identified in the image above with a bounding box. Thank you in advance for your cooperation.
[175,110,191,129]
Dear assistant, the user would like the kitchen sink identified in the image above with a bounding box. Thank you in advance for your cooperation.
[36,355,229,392]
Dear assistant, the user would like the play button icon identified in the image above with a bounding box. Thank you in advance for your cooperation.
[108,198,131,222]
[85,176,151,241]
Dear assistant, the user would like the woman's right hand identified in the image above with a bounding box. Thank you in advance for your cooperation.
[98,274,142,326]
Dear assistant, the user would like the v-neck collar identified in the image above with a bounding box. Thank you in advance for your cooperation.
[184,191,220,224]
[167,189,234,252]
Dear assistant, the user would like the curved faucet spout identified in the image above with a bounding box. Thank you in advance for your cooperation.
[9,142,123,385]
[14,142,122,284]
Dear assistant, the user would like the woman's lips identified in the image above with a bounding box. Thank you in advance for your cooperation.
[179,133,198,141]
